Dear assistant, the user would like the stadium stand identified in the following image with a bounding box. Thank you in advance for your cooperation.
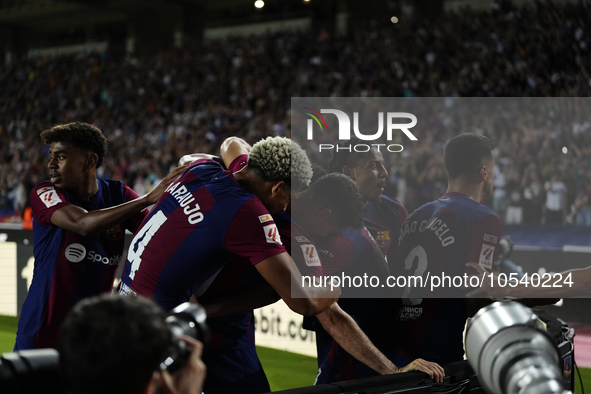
[1,1,591,225]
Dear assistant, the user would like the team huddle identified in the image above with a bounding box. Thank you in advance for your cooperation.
[15,122,504,393]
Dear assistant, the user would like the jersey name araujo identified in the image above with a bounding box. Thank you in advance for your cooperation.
[165,181,203,225]
[398,217,455,247]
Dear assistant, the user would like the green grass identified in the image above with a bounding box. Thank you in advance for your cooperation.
[1,315,590,392]
[257,346,318,391]
[0,315,17,352]
[576,364,591,394]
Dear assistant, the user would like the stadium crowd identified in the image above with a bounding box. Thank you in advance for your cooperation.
[1,0,591,224]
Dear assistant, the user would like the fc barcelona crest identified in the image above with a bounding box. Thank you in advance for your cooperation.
[105,224,123,241]
[376,230,391,248]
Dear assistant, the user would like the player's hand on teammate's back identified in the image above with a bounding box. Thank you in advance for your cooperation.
[395,358,445,383]
[161,335,207,394]
[145,165,189,205]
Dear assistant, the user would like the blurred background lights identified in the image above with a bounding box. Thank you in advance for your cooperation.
[254,0,264,8]
[562,146,568,154]
[391,16,399,23]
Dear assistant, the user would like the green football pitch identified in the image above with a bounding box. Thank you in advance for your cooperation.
[1,314,590,392]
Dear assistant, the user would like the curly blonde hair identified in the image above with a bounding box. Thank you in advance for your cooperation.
[248,136,312,190]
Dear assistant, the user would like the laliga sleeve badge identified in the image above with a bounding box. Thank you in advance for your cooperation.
[300,244,321,266]
[38,188,62,208]
[263,223,282,244]
[479,244,495,270]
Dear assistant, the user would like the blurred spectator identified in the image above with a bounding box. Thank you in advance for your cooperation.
[1,0,591,225]
[505,172,523,225]
[544,174,568,224]
[492,163,508,219]
[575,180,591,226]
[521,165,544,223]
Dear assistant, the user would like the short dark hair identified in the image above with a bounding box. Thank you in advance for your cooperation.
[310,164,327,185]
[444,133,493,179]
[305,173,364,229]
[59,295,172,394]
[326,138,372,174]
[41,122,108,168]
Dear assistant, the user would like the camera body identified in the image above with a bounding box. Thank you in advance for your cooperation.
[0,349,63,394]
[466,301,571,394]
[0,301,209,394]
[161,302,210,373]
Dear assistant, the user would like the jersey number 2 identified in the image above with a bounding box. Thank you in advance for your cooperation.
[401,245,427,305]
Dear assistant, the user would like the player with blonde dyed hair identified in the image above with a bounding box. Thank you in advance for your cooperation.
[248,136,313,192]
[120,136,338,318]
[180,136,311,214]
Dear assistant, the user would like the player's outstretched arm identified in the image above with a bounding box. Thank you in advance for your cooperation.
[196,281,281,317]
[160,336,206,394]
[220,137,251,168]
[50,165,188,237]
[316,303,444,382]
[255,252,340,316]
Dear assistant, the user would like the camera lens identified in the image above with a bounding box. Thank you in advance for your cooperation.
[160,303,209,373]
[466,302,567,394]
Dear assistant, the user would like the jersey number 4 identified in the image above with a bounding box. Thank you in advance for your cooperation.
[128,210,167,280]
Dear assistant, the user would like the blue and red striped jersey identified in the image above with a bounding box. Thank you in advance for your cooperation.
[15,179,144,350]
[313,195,406,384]
[388,192,501,365]
[119,159,286,311]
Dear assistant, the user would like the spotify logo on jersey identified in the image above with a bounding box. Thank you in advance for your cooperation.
[65,243,87,263]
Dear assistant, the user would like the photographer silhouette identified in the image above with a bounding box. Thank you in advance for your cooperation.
[59,294,206,394]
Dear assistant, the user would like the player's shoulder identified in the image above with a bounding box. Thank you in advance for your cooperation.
[342,227,367,246]
[189,158,225,174]
[379,195,405,211]
[30,181,72,214]
[445,195,500,224]
[30,181,67,203]
[408,199,438,219]
[32,180,58,193]
[474,202,499,219]
[189,160,242,189]
[96,178,126,193]
[291,217,314,241]
[231,195,277,229]
[272,210,291,230]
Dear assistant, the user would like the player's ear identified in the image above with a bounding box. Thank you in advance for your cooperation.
[342,165,354,179]
[85,153,99,169]
[478,165,488,181]
[271,181,286,197]
[316,207,333,221]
